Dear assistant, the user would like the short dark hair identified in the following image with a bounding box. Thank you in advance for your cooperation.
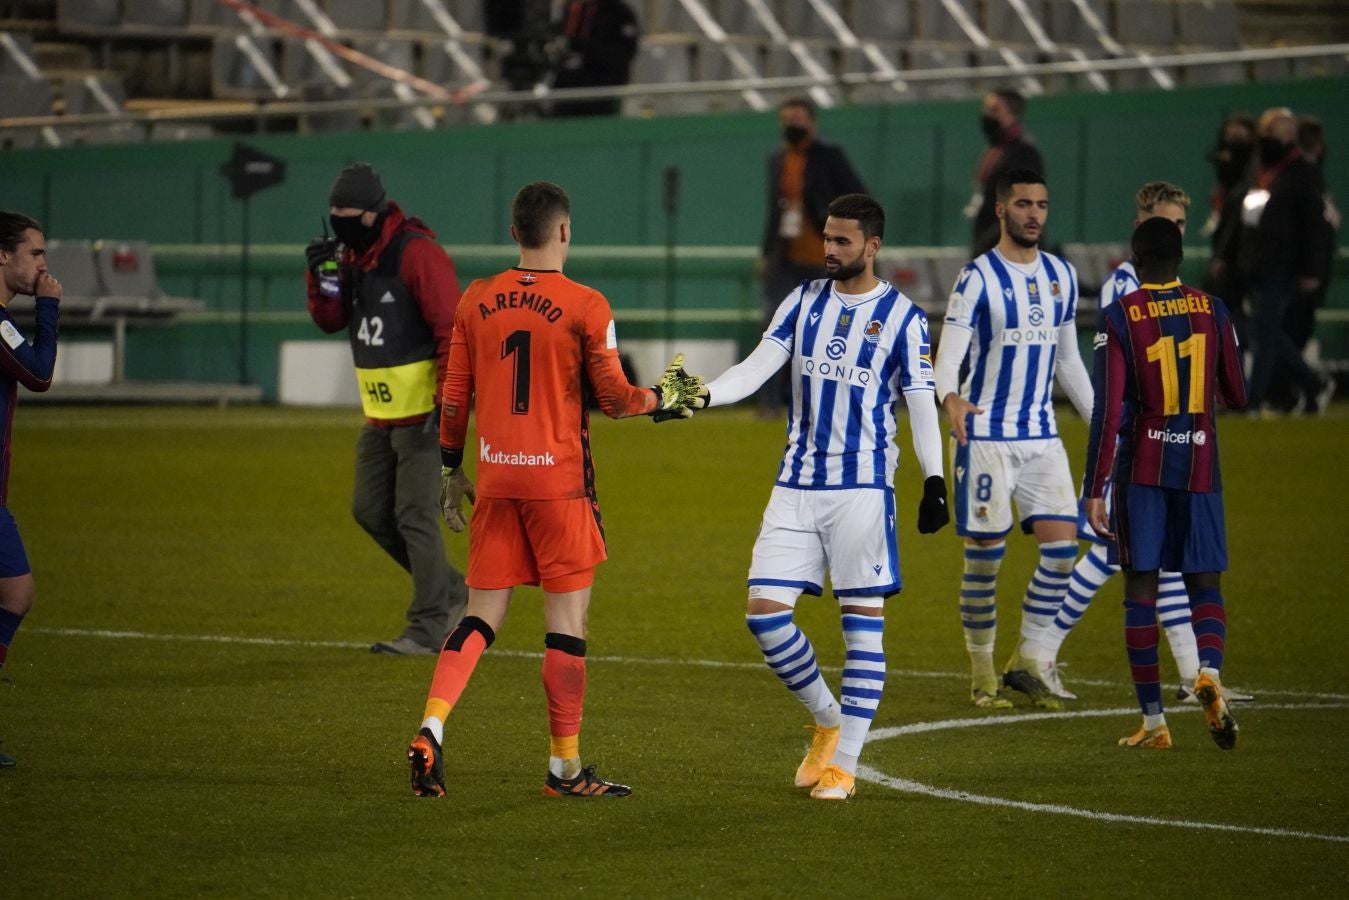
[826,193,884,241]
[993,88,1026,120]
[1131,216,1184,269]
[996,168,1046,202]
[0,211,41,252]
[779,96,817,121]
[1297,115,1324,154]
[511,181,570,249]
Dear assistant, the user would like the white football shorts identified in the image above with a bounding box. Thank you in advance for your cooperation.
[746,485,900,605]
[952,437,1078,538]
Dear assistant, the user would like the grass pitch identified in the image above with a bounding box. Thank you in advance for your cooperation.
[1,404,1346,897]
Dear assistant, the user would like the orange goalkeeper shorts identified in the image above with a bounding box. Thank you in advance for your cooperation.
[467,496,607,592]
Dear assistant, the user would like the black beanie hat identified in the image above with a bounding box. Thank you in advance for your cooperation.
[329,162,387,212]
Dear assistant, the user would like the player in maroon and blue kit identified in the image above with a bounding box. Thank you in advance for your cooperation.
[1083,217,1246,751]
[0,211,60,769]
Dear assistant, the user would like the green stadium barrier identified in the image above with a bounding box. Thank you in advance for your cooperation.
[8,77,1342,399]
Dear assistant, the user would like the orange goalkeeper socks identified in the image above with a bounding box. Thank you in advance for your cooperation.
[423,616,496,727]
[542,632,587,776]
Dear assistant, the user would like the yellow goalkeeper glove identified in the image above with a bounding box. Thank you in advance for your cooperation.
[652,352,709,423]
[439,466,476,533]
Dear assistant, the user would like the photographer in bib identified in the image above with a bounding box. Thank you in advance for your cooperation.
[303,163,468,655]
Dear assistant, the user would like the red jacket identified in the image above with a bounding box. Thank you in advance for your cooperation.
[305,202,461,426]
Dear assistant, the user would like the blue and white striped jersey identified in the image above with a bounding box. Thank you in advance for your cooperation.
[766,278,934,490]
[1099,260,1138,314]
[942,249,1079,441]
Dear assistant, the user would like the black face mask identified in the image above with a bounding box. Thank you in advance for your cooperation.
[981,115,1002,144]
[783,125,809,146]
[330,212,381,250]
[1258,136,1291,168]
[1214,141,1253,187]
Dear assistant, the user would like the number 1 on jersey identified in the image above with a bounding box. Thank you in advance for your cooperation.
[502,330,531,414]
[1145,333,1206,415]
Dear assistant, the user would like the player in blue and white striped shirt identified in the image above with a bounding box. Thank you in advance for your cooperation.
[688,194,949,801]
[933,169,1095,710]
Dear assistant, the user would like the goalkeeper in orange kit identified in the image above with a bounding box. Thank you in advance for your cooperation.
[407,181,703,797]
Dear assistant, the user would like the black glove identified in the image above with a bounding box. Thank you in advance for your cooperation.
[917,475,950,534]
[305,236,338,275]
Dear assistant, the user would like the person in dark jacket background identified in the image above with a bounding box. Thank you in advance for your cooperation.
[304,163,468,654]
[1242,108,1335,415]
[551,0,639,117]
[967,89,1044,256]
[758,96,867,414]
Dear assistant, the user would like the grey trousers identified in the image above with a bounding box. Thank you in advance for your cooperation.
[352,420,468,648]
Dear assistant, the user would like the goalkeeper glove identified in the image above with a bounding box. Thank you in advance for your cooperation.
[917,475,950,534]
[651,352,709,423]
[440,466,476,533]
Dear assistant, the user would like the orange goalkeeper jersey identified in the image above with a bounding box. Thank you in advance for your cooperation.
[440,267,658,500]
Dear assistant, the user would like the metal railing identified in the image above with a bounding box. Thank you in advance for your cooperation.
[1,42,1346,141]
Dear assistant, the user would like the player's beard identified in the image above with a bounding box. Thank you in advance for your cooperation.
[1005,217,1040,249]
[826,255,866,282]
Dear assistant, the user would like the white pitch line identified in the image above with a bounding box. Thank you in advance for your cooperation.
[26,625,1349,843]
[858,701,1349,844]
[27,626,1349,702]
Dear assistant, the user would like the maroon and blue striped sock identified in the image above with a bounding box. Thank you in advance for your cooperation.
[0,607,23,672]
[1124,596,1162,716]
[1189,587,1227,671]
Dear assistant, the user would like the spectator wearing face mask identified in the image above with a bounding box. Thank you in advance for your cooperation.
[1240,108,1335,415]
[1285,115,1341,352]
[966,88,1044,257]
[303,162,469,655]
[758,96,867,415]
[1202,113,1257,344]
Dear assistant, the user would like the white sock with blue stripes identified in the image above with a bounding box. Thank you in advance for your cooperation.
[746,611,840,727]
[1158,571,1201,683]
[833,613,886,775]
[1021,540,1079,662]
[1038,542,1116,661]
[960,542,1005,690]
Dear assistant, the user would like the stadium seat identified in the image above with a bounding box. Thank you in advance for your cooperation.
[645,0,702,34]
[877,253,940,312]
[932,253,970,300]
[774,0,835,40]
[1045,0,1109,46]
[189,0,243,27]
[625,40,704,115]
[851,0,912,41]
[282,37,351,92]
[211,34,286,99]
[985,1,1051,51]
[324,0,388,32]
[296,81,363,132]
[916,0,975,43]
[43,240,103,301]
[62,75,138,144]
[122,0,189,28]
[57,0,119,29]
[1114,0,1177,47]
[906,46,975,99]
[388,0,467,35]
[1177,0,1241,48]
[350,39,417,88]
[0,31,37,75]
[0,72,53,117]
[95,241,166,300]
